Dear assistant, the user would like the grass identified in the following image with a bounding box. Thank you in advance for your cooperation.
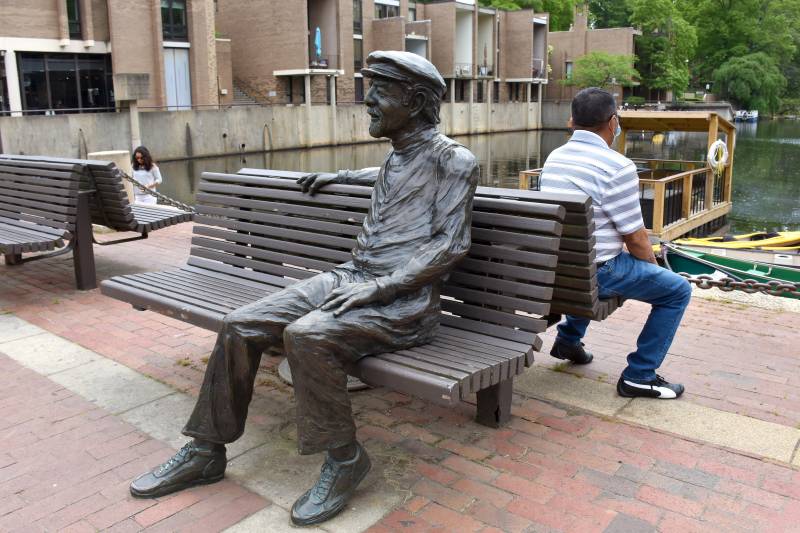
[175,357,192,367]
[551,361,571,373]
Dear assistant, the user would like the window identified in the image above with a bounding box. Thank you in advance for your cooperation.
[454,79,468,102]
[19,52,114,114]
[565,61,573,80]
[507,82,521,102]
[67,0,81,39]
[353,38,363,71]
[354,77,364,103]
[476,81,484,103]
[353,0,362,34]
[408,3,417,21]
[375,3,399,19]
[162,0,188,41]
[493,81,499,103]
[0,54,9,114]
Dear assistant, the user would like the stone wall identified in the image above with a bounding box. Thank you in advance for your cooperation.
[0,101,549,160]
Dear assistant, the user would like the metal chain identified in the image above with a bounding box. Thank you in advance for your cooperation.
[113,168,196,213]
[677,273,799,297]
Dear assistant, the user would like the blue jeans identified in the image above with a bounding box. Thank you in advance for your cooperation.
[556,251,692,381]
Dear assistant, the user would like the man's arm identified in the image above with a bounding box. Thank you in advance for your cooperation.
[623,227,657,264]
[297,167,380,194]
[603,164,655,262]
[373,146,479,301]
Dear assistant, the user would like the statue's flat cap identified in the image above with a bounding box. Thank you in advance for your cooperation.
[362,51,447,96]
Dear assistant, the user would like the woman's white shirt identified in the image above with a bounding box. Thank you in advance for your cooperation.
[132,165,163,205]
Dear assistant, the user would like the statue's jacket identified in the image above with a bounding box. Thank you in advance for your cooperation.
[337,128,479,346]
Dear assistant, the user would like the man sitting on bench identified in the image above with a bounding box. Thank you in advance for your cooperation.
[128,51,479,526]
[540,87,692,400]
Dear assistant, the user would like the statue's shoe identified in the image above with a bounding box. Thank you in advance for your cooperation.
[130,441,227,498]
[291,443,372,526]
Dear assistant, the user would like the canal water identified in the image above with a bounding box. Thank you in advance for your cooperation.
[159,120,800,233]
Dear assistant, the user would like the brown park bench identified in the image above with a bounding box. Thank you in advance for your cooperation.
[0,158,96,289]
[0,155,193,244]
[521,190,624,323]
[101,169,568,427]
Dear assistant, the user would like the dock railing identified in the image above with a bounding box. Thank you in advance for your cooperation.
[519,158,733,241]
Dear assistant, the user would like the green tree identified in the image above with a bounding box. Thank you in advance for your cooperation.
[587,0,632,28]
[628,0,697,96]
[686,0,800,81]
[563,51,640,88]
[713,53,786,113]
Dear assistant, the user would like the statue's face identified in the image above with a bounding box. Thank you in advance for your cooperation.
[364,77,413,139]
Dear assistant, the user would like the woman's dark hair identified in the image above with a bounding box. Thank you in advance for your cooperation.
[132,146,154,171]
[571,87,617,129]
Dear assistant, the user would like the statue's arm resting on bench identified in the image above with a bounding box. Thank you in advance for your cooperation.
[297,167,381,194]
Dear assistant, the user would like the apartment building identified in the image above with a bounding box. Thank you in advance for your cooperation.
[216,0,549,107]
[0,0,220,115]
[546,4,640,101]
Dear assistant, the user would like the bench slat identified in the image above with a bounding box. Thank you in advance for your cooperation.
[197,193,367,224]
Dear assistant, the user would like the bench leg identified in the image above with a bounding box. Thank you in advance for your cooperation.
[4,253,22,265]
[72,193,97,290]
[476,378,513,428]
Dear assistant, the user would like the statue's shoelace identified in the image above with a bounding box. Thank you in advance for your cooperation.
[312,461,336,500]
[156,442,193,475]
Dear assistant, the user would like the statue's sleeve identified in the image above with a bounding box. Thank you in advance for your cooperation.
[338,167,381,186]
[374,146,479,300]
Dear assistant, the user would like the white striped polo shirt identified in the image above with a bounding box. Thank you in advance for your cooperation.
[539,130,644,263]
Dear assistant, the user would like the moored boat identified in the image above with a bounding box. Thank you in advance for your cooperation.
[675,231,800,250]
[661,244,800,298]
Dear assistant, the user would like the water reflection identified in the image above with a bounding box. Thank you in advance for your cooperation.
[158,123,800,233]
[158,130,550,202]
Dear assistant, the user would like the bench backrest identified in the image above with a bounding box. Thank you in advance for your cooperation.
[0,159,83,236]
[0,154,138,231]
[509,189,624,320]
[192,169,566,347]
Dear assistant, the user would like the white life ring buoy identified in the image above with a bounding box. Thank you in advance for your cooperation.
[707,140,728,174]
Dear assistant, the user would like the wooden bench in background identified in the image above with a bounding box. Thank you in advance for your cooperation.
[0,159,96,289]
[0,155,193,243]
[101,169,568,427]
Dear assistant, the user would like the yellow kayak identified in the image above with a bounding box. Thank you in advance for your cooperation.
[674,231,800,250]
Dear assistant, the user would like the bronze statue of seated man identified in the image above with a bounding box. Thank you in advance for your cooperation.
[129,50,479,526]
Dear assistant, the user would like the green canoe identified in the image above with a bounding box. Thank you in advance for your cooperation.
[661,244,800,299]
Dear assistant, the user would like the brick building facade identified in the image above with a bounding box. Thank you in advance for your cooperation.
[546,4,639,102]
[0,0,223,115]
[216,0,550,107]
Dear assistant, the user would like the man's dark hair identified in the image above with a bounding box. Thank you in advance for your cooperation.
[571,87,617,129]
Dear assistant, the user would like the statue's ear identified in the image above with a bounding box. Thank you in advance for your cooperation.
[408,91,426,118]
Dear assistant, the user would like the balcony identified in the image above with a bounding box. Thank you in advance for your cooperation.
[477,65,493,78]
[454,63,472,77]
[309,54,338,70]
[532,58,545,79]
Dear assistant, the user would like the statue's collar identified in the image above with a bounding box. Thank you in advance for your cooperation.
[390,126,437,154]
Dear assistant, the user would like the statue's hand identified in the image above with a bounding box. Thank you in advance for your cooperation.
[320,282,381,317]
[297,172,338,195]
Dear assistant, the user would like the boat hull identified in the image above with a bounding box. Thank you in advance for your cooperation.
[662,245,800,299]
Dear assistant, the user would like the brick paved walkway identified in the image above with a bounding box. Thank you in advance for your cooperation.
[0,353,268,532]
[2,224,800,532]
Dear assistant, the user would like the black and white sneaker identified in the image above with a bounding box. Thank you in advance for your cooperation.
[617,374,685,399]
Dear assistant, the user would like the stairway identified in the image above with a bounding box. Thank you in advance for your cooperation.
[232,84,258,106]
